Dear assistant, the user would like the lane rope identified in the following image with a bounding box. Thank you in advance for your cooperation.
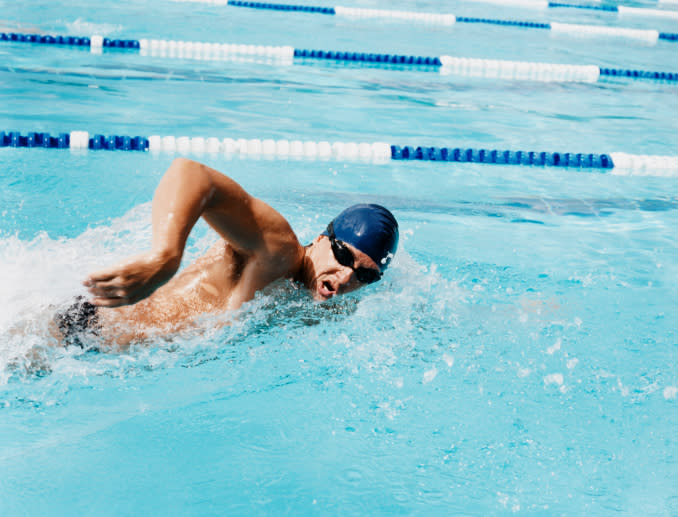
[3,130,678,175]
[2,33,677,83]
[173,0,678,22]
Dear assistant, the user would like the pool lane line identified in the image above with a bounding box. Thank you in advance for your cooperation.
[174,0,678,22]
[2,33,677,84]
[3,131,678,175]
[10,25,672,47]
[0,131,149,151]
[547,2,678,19]
[176,0,678,42]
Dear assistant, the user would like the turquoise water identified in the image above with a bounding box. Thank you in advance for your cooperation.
[1,1,677,515]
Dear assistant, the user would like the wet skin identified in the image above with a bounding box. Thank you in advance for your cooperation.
[80,158,381,344]
[87,234,380,344]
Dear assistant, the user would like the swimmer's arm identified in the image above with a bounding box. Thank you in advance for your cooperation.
[85,157,300,307]
[149,157,299,261]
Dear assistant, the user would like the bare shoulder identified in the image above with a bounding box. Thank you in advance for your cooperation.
[249,197,305,274]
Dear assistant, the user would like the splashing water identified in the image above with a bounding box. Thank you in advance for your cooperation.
[0,203,467,392]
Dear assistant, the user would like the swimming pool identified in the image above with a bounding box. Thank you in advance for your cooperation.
[1,0,677,514]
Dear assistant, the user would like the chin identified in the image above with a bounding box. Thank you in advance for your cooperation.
[314,279,336,301]
[312,290,333,302]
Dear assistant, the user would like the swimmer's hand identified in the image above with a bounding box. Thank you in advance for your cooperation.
[84,250,181,307]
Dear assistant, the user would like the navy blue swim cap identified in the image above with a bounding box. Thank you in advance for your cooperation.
[323,204,399,271]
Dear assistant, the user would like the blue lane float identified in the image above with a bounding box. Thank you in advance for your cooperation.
[0,131,148,151]
[546,1,678,18]
[0,131,71,148]
[227,0,335,14]
[293,48,442,66]
[2,32,677,84]
[3,130,678,175]
[390,146,613,169]
[547,2,616,11]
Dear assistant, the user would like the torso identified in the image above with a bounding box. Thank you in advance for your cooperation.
[97,239,297,344]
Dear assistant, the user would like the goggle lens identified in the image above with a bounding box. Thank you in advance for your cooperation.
[327,222,382,285]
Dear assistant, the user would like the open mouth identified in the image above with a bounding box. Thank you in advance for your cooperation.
[317,279,335,299]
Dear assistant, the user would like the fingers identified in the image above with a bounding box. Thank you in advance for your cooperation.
[85,254,149,286]
[83,252,172,308]
[84,272,139,305]
[90,295,133,308]
[86,278,143,307]
[83,276,115,288]
[84,279,120,291]
[87,285,129,299]
[84,266,123,285]
[84,262,141,295]
[84,274,155,308]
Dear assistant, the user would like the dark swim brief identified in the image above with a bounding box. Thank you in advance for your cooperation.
[54,296,100,348]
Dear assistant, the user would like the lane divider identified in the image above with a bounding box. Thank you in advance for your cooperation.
[547,2,678,20]
[174,0,678,43]
[2,33,677,83]
[475,0,678,20]
[2,130,678,175]
[174,0,678,22]
[4,14,678,47]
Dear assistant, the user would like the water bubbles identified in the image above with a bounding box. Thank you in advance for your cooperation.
[517,367,532,378]
[544,373,564,386]
[497,492,521,513]
[0,205,160,383]
[422,367,438,384]
[65,18,122,36]
[546,338,561,355]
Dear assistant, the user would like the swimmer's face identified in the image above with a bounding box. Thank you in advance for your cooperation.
[308,235,381,301]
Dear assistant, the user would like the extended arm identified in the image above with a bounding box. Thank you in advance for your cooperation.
[85,158,299,307]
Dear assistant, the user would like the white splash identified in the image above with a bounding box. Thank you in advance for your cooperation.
[547,338,561,355]
[0,204,160,378]
[566,358,579,369]
[544,373,563,386]
[65,18,123,36]
[517,367,531,378]
[423,367,438,384]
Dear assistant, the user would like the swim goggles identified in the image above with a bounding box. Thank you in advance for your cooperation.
[326,221,382,284]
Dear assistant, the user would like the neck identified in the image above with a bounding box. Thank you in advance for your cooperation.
[292,243,315,290]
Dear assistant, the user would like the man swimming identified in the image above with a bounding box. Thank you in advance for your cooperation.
[56,158,398,346]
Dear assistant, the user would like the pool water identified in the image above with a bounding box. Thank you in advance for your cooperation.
[1,0,677,515]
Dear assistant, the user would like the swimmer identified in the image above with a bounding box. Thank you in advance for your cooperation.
[56,158,398,346]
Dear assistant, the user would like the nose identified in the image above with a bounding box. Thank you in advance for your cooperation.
[335,266,354,287]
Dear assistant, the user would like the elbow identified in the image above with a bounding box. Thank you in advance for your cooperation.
[170,157,210,183]
[171,156,197,170]
[166,156,216,204]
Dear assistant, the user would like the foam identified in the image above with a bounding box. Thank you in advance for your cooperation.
[0,204,156,380]
[543,372,564,385]
[0,208,466,394]
[64,18,123,37]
